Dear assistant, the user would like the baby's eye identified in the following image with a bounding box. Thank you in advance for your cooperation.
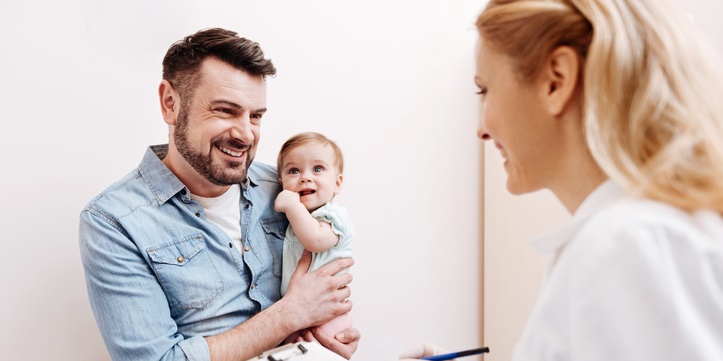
[313,166,324,172]
[289,168,300,175]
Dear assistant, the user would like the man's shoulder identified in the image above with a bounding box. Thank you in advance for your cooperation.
[81,168,154,220]
[249,161,279,184]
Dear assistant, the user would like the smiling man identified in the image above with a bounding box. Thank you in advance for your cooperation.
[79,28,359,361]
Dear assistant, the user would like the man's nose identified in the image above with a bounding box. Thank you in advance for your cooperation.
[229,115,255,144]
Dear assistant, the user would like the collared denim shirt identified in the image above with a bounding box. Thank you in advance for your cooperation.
[79,145,288,361]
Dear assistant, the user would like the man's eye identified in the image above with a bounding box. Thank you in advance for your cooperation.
[216,108,234,115]
[313,166,324,172]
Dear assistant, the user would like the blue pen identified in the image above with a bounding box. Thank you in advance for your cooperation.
[421,346,490,361]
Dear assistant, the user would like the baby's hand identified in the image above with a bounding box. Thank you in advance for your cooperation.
[275,189,300,213]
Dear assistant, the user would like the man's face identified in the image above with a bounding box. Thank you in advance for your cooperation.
[173,57,267,186]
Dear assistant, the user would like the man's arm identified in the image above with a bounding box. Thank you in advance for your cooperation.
[275,190,338,253]
[206,251,355,360]
[80,210,210,360]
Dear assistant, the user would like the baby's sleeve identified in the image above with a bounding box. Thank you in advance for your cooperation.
[312,203,355,247]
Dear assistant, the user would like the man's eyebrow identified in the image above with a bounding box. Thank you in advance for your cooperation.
[210,99,267,113]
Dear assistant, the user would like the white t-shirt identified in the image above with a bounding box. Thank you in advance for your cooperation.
[190,184,242,252]
[514,180,723,361]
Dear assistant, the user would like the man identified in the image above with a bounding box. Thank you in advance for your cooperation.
[79,28,360,360]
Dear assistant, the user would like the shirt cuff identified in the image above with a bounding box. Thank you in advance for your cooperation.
[178,335,211,361]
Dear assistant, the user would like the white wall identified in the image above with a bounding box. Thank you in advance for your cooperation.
[0,1,484,360]
[483,1,723,360]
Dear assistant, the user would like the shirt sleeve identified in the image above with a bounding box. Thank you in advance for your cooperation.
[79,209,211,361]
[311,203,354,247]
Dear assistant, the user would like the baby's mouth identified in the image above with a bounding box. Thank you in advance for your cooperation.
[299,189,316,197]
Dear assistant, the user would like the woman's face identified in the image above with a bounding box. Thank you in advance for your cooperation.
[475,37,562,194]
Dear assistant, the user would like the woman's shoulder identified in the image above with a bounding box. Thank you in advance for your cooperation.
[575,195,723,254]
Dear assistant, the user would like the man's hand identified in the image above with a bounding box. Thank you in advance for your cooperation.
[281,251,354,332]
[274,189,300,213]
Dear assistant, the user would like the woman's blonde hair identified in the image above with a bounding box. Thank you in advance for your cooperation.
[477,0,723,213]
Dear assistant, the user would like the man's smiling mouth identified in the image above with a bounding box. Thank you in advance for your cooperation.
[218,145,245,157]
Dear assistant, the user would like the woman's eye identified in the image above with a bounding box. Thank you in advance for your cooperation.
[476,87,488,96]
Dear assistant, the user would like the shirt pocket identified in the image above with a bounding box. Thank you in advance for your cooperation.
[261,217,287,278]
[147,234,224,309]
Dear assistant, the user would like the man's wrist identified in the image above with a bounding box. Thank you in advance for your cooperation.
[267,297,303,336]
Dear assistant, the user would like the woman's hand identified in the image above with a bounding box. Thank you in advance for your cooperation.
[399,343,451,360]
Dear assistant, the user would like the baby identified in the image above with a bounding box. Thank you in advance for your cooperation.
[275,132,354,339]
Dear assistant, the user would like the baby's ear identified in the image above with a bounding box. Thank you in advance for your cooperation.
[334,173,343,194]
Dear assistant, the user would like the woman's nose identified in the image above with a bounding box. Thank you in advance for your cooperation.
[477,128,491,140]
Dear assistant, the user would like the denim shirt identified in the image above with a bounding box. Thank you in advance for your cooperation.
[79,145,288,361]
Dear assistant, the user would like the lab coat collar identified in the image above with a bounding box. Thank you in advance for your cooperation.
[529,180,625,254]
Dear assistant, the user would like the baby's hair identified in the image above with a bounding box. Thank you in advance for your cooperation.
[277,132,344,174]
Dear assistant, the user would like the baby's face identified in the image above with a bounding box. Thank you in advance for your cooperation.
[279,142,342,211]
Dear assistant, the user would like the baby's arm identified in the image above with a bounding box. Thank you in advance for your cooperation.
[275,190,338,253]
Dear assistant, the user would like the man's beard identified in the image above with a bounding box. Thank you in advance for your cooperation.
[173,108,253,186]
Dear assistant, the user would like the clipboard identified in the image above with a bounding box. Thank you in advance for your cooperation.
[245,341,346,361]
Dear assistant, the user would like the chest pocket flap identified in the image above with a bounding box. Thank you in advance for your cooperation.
[147,234,223,309]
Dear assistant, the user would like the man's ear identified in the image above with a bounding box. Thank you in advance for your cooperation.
[334,173,343,195]
[159,80,180,126]
[539,46,580,116]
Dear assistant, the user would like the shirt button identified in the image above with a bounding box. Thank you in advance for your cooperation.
[244,246,250,252]
[177,256,184,263]
[244,204,250,209]
[195,212,201,217]
[229,243,233,248]
[181,189,187,195]
[250,283,255,289]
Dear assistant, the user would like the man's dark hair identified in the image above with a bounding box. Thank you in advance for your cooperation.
[162,28,277,100]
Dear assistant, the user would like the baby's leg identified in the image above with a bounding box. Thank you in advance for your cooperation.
[283,330,304,344]
[317,312,353,337]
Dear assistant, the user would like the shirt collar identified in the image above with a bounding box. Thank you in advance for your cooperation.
[529,180,625,253]
[138,144,257,205]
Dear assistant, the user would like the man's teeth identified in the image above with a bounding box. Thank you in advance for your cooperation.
[219,146,244,157]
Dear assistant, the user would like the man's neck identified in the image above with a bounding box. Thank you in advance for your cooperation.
[161,150,231,198]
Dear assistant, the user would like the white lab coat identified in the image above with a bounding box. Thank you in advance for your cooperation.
[513,181,723,361]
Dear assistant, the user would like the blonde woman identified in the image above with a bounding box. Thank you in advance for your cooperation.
[401,0,723,360]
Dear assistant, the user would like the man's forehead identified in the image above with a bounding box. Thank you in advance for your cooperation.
[197,58,267,105]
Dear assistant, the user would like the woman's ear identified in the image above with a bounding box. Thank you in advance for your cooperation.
[158,80,180,126]
[539,46,580,116]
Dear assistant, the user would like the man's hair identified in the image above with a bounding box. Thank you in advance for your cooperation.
[277,132,345,175]
[162,27,277,100]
